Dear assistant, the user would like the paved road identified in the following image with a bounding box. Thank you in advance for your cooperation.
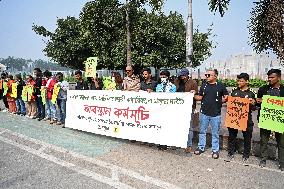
[0,112,284,189]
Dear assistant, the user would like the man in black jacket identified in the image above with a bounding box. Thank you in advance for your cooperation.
[33,68,45,121]
[257,69,284,171]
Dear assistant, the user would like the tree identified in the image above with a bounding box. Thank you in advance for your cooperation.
[33,0,214,71]
[33,16,93,70]
[123,0,164,66]
[208,0,284,65]
[249,0,284,65]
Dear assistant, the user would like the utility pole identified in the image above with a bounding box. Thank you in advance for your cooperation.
[126,0,132,66]
[186,0,193,76]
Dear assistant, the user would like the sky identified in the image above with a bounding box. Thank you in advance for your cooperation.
[0,0,255,63]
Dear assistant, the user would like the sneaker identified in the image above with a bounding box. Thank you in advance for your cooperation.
[37,117,43,121]
[194,148,205,155]
[259,160,266,168]
[25,115,30,118]
[43,117,50,121]
[185,147,192,153]
[280,166,284,171]
[2,109,8,112]
[226,154,234,162]
[242,157,249,165]
[49,119,57,124]
[212,151,219,159]
[56,121,62,125]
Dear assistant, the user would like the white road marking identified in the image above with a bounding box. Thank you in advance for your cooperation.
[0,128,182,189]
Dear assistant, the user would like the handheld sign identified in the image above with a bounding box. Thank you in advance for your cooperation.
[85,57,98,78]
[225,96,250,131]
[51,83,60,104]
[27,85,34,101]
[41,86,47,105]
[259,95,284,133]
[11,83,17,98]
[22,86,28,102]
[3,82,8,96]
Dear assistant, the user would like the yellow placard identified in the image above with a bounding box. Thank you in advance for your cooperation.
[51,83,60,104]
[11,83,18,98]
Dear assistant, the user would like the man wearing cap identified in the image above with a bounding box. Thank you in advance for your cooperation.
[174,68,198,154]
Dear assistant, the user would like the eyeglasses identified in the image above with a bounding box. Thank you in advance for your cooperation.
[205,74,214,78]
[125,70,132,72]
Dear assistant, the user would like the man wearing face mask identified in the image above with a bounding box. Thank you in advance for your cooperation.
[156,70,176,93]
[140,68,157,92]
[174,68,198,154]
[156,70,176,150]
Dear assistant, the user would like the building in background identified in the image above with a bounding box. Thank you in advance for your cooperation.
[206,52,283,79]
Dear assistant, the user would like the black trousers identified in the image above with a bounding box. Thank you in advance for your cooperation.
[3,95,9,109]
[228,123,253,158]
[260,128,284,167]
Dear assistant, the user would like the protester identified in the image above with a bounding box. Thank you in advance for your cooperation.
[174,68,198,154]
[140,68,157,92]
[256,69,284,171]
[74,70,89,90]
[15,74,26,116]
[89,74,103,90]
[156,70,176,150]
[194,69,228,159]
[6,75,17,114]
[25,75,37,118]
[33,68,45,121]
[123,65,140,91]
[1,72,9,112]
[111,72,123,90]
[226,73,256,163]
[55,72,69,126]
[43,70,57,124]
[156,70,176,93]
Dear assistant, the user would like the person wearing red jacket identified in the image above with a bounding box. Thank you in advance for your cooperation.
[25,75,37,118]
[42,70,57,124]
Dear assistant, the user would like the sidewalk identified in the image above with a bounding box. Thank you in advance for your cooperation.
[192,105,278,159]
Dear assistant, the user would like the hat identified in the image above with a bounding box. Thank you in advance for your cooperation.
[178,68,189,76]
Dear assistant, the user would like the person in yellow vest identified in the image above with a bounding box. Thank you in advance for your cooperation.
[6,75,17,114]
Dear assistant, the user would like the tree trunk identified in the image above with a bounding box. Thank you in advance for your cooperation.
[126,0,132,66]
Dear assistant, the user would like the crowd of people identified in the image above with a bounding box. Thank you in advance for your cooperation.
[0,66,283,171]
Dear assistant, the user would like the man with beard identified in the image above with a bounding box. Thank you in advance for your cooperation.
[140,68,157,92]
[257,69,284,171]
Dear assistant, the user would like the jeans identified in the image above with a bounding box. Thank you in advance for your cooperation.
[187,111,195,147]
[16,98,26,114]
[36,96,45,118]
[45,99,56,120]
[198,113,221,152]
[228,122,253,158]
[56,99,66,123]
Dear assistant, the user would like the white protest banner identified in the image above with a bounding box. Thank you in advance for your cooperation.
[65,90,194,148]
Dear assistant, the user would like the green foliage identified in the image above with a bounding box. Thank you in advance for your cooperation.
[208,0,230,17]
[249,0,284,65]
[217,78,284,88]
[33,0,214,70]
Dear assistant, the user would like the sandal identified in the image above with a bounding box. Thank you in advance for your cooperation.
[194,148,204,155]
[212,151,219,159]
